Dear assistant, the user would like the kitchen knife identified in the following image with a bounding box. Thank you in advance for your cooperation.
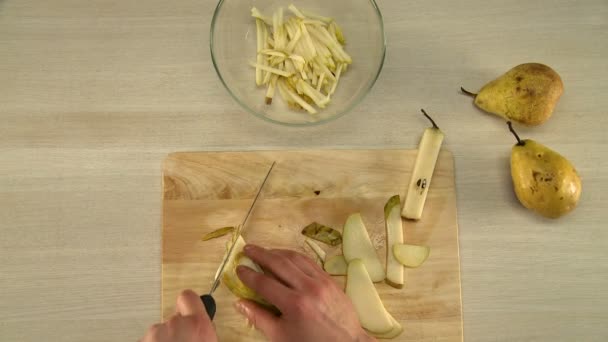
[200,161,276,320]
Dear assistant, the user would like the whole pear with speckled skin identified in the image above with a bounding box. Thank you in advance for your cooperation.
[507,122,581,218]
[462,63,563,126]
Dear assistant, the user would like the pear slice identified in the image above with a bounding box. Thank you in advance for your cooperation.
[345,259,393,334]
[343,213,385,282]
[393,244,430,268]
[402,110,445,220]
[305,238,326,262]
[462,63,563,126]
[371,315,403,339]
[255,18,266,85]
[323,255,347,275]
[384,195,404,288]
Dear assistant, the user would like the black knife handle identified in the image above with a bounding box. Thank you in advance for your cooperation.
[200,294,216,320]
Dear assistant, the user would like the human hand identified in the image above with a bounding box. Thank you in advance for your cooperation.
[140,289,217,342]
[235,244,376,342]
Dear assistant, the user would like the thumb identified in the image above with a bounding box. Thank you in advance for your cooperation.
[176,289,206,317]
[235,299,280,340]
[175,290,217,341]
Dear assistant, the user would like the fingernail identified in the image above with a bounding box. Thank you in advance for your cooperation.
[236,265,247,275]
[234,301,248,316]
[243,244,257,253]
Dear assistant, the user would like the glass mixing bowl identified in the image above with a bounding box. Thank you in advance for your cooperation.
[210,0,386,126]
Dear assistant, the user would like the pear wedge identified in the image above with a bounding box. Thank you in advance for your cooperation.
[346,259,394,334]
[343,214,385,282]
[384,195,405,288]
[371,315,403,339]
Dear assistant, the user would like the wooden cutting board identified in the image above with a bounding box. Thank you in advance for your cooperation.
[162,149,463,341]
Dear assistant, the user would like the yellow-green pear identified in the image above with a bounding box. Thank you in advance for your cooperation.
[462,63,563,126]
[508,122,581,218]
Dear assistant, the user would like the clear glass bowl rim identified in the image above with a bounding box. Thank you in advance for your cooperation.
[209,0,387,127]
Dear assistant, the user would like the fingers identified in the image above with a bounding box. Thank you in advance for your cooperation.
[140,290,218,342]
[235,299,280,341]
[176,289,206,316]
[270,249,323,277]
[237,265,295,311]
[164,313,218,342]
[243,244,313,288]
[141,323,167,342]
[174,290,217,340]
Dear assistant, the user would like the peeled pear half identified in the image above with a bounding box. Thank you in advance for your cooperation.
[221,235,272,308]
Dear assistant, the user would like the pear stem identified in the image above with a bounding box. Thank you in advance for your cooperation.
[460,87,478,98]
[421,109,439,129]
[507,121,525,146]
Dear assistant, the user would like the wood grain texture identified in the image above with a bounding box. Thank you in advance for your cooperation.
[1,0,607,341]
[162,150,462,341]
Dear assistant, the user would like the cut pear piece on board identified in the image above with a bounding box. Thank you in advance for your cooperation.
[345,259,393,334]
[402,109,445,220]
[301,222,342,246]
[323,254,347,275]
[343,213,385,282]
[305,238,326,261]
[384,195,404,289]
[393,244,430,268]
[371,315,403,339]
[201,226,235,241]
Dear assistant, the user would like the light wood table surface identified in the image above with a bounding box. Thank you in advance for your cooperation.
[1,1,607,341]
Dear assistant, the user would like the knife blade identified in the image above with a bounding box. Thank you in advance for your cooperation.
[200,161,276,319]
